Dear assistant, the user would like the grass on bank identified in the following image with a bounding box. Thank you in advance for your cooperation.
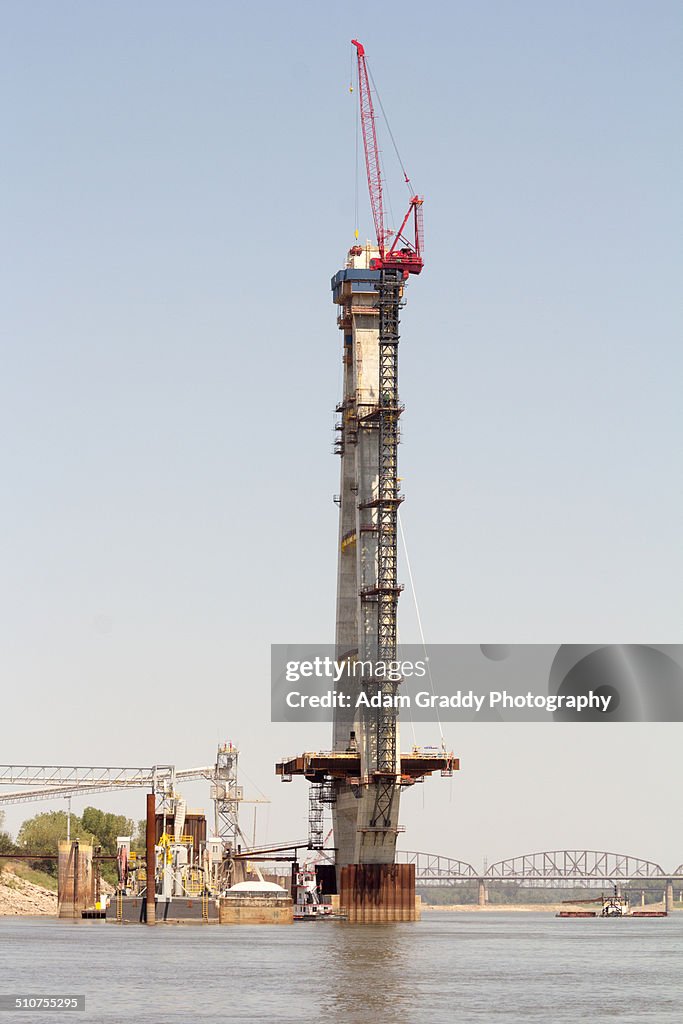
[1,862,58,892]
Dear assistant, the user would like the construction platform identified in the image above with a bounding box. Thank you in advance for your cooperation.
[276,749,458,786]
[106,895,219,924]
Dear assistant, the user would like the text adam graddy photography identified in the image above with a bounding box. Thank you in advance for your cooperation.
[282,687,614,714]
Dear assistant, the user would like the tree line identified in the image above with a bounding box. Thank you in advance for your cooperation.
[0,807,145,880]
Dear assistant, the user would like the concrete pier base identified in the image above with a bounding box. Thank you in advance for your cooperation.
[339,863,418,923]
[57,841,93,918]
[665,880,674,913]
[219,895,293,925]
[478,879,487,907]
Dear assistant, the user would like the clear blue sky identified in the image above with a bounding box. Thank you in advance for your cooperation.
[1,1,682,865]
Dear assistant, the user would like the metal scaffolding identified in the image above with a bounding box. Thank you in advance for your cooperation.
[211,744,242,851]
[372,268,403,826]
[308,779,336,850]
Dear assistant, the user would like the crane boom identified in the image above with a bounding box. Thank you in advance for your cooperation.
[351,39,424,275]
[351,39,385,257]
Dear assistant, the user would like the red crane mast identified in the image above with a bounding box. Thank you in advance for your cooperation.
[351,39,424,275]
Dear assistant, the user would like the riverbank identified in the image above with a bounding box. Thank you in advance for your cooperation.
[0,863,58,916]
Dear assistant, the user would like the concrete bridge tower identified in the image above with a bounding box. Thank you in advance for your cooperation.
[276,244,456,921]
[275,40,456,922]
[330,246,406,871]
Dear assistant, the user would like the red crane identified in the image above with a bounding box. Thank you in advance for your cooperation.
[351,39,424,276]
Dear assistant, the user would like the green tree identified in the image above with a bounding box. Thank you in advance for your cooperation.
[132,819,147,854]
[17,807,138,881]
[17,811,93,876]
[0,810,16,855]
[0,831,15,856]
[80,807,134,856]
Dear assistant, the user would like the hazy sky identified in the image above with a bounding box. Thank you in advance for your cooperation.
[2,2,682,869]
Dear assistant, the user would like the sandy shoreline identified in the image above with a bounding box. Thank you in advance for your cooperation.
[427,903,572,913]
[425,901,669,913]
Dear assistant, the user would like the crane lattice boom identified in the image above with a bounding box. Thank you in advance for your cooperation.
[351,39,424,275]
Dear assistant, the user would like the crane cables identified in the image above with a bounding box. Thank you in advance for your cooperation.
[350,47,360,241]
[366,63,415,197]
[398,510,447,751]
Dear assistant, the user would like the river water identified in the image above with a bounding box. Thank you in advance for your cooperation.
[1,912,680,1023]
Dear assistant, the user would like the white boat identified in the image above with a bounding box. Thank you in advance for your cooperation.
[293,867,333,920]
[601,887,630,917]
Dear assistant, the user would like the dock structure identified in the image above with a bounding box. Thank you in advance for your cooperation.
[276,244,456,921]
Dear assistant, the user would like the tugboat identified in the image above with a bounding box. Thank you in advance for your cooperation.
[558,885,667,918]
[601,886,629,917]
[557,885,629,917]
[293,867,332,920]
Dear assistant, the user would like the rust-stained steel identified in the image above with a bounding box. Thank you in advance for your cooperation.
[94,847,101,907]
[339,862,418,923]
[145,792,156,926]
[72,840,79,920]
[57,841,93,919]
[155,812,206,859]
[275,751,458,785]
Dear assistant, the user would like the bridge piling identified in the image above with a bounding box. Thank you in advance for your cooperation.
[665,879,674,913]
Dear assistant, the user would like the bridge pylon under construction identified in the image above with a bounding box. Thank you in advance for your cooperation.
[276,246,456,921]
[276,39,456,922]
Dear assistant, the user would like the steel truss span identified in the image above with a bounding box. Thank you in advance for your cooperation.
[485,850,667,881]
[396,850,478,880]
[398,849,683,886]
[0,766,163,785]
[0,765,214,806]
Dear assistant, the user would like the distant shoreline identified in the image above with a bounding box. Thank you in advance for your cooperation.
[424,901,669,914]
[426,904,571,913]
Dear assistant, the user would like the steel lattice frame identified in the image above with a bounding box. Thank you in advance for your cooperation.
[0,765,213,805]
[370,269,403,829]
[0,765,164,786]
[485,850,666,881]
[353,44,385,255]
[397,849,683,886]
[211,747,241,851]
[396,851,479,879]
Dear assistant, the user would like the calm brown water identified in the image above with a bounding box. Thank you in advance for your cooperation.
[1,912,680,1023]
